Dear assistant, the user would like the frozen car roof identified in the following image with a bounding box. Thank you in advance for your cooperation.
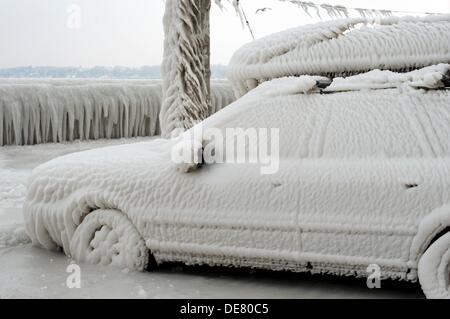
[227,15,450,97]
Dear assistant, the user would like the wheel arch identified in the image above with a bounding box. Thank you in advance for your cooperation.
[409,204,450,264]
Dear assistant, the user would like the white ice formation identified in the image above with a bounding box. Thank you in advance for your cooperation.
[23,15,450,299]
[0,79,235,146]
[0,224,30,248]
[227,15,450,97]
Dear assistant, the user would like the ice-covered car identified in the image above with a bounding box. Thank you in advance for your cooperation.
[24,16,450,299]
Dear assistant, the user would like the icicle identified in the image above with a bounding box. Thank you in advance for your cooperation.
[299,2,313,18]
[282,1,320,19]
[367,10,377,18]
[321,4,338,18]
[355,8,367,18]
[305,1,321,19]
[232,0,245,28]
[380,10,393,17]
[216,0,245,26]
[334,5,349,18]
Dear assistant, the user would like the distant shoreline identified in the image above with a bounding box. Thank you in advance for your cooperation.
[0,65,228,79]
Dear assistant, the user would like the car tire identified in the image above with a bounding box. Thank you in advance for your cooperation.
[418,232,450,299]
[69,209,149,271]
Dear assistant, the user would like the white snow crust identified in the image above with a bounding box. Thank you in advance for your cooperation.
[0,79,235,146]
[227,15,450,97]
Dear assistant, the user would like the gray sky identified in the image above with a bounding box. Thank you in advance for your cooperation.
[0,0,449,68]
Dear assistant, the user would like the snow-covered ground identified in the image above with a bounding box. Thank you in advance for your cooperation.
[0,139,424,298]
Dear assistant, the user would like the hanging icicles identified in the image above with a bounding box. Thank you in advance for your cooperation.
[286,1,393,19]
[320,4,340,18]
[264,1,394,20]
[334,5,349,18]
[216,0,446,22]
[215,0,244,25]
[299,2,315,18]
[215,0,254,39]
[232,0,245,27]
[215,0,394,35]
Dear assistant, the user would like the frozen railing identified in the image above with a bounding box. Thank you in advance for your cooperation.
[0,79,235,146]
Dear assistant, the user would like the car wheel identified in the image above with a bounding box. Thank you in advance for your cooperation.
[69,209,149,271]
[418,232,450,299]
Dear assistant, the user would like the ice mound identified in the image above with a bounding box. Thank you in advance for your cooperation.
[227,15,450,97]
[0,80,235,146]
[0,224,30,248]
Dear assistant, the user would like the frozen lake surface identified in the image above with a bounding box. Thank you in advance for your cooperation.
[0,139,424,298]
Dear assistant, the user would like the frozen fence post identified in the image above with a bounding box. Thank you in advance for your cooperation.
[160,0,212,138]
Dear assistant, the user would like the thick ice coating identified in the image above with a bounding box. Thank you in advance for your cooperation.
[24,75,450,285]
[227,15,450,97]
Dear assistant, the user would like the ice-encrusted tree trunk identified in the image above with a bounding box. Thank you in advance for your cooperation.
[159,0,398,137]
[161,0,211,137]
